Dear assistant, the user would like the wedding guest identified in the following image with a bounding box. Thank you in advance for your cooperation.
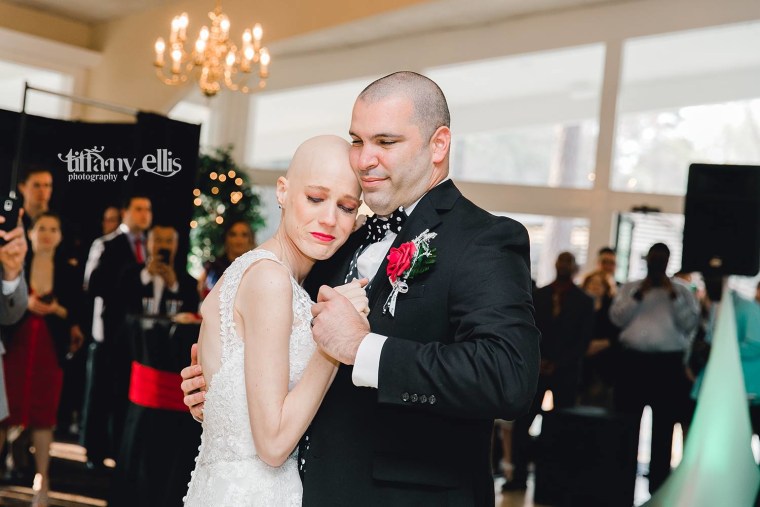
[197,219,255,300]
[0,213,82,505]
[578,270,620,408]
[0,211,29,423]
[81,194,151,468]
[610,242,699,494]
[117,224,199,317]
[507,252,593,491]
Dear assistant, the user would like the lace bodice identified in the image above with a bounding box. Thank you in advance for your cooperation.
[184,249,314,506]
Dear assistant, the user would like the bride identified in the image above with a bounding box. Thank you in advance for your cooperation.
[183,135,368,506]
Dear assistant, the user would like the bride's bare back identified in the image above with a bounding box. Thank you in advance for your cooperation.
[197,279,222,383]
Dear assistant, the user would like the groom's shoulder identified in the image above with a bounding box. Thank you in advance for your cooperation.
[448,194,528,239]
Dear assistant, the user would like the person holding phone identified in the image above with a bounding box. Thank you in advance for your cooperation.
[1,212,82,505]
[115,224,199,317]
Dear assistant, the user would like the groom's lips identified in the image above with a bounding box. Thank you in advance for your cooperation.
[361,176,387,188]
[311,232,335,242]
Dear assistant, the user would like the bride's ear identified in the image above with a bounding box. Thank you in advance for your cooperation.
[275,177,288,209]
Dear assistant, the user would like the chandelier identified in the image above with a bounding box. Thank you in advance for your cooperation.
[153,1,270,97]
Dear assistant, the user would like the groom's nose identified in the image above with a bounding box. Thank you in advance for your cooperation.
[355,145,379,171]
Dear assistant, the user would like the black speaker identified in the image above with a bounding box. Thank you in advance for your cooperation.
[533,406,639,507]
[682,163,760,276]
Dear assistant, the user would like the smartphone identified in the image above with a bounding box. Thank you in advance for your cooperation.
[157,248,171,264]
[0,195,20,246]
[38,293,55,304]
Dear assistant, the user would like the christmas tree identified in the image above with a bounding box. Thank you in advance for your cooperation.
[189,145,265,275]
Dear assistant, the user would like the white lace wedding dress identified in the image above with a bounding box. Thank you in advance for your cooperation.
[184,249,315,506]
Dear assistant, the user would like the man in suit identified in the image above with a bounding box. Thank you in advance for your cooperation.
[0,214,29,423]
[80,194,152,468]
[507,251,594,490]
[0,213,28,482]
[116,224,198,317]
[183,71,540,506]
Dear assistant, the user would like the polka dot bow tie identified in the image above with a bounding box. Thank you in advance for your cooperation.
[365,206,407,244]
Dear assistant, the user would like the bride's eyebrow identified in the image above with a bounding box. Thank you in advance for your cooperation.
[305,185,329,192]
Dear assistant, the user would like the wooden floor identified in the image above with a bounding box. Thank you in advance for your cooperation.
[1,445,653,507]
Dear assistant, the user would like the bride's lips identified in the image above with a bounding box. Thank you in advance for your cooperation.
[311,232,335,242]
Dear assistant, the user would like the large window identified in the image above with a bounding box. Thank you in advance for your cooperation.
[0,60,73,119]
[246,76,377,169]
[613,22,760,195]
[426,44,605,188]
[494,213,589,287]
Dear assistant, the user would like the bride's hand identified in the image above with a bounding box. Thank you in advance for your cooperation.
[353,214,367,232]
[333,278,370,317]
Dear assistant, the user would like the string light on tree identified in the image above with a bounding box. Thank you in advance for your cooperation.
[189,145,265,277]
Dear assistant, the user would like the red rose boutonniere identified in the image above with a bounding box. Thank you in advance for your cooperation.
[383,229,437,316]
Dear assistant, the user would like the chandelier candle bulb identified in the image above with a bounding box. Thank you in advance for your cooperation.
[154,38,165,66]
[253,23,262,47]
[259,48,270,78]
[178,13,189,41]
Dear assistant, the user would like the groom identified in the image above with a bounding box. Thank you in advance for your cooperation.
[183,71,540,506]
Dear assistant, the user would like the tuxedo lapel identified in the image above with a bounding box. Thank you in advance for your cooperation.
[366,180,459,312]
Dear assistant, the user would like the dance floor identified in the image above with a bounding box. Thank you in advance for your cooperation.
[0,440,654,507]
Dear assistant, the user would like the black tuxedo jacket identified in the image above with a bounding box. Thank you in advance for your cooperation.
[302,180,540,507]
[88,233,142,339]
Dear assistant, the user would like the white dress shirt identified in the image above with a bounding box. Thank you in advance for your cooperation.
[351,198,424,389]
[140,267,180,309]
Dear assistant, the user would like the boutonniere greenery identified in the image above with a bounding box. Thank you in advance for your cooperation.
[383,229,437,316]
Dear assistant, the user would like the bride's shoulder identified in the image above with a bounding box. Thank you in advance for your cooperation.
[237,254,292,296]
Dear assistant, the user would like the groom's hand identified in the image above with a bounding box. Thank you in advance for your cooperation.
[181,343,207,421]
[311,285,370,365]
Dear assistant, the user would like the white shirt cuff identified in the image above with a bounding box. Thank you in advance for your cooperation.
[2,277,20,296]
[140,268,152,285]
[351,333,388,388]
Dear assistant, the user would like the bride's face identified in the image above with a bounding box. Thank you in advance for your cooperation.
[277,150,361,261]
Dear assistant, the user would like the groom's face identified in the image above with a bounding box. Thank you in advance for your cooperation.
[349,95,434,216]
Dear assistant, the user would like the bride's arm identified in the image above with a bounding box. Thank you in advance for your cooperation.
[238,261,338,468]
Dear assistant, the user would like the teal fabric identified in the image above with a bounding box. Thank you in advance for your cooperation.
[691,291,760,405]
[646,291,760,507]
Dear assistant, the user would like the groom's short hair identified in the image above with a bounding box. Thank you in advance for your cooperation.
[358,71,450,141]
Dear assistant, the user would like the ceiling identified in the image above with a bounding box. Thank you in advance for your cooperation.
[7,0,625,27]
[4,0,178,23]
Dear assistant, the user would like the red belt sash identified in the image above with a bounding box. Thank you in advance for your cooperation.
[128,361,186,412]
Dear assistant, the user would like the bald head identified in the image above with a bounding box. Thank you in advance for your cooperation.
[358,71,450,141]
[286,135,352,182]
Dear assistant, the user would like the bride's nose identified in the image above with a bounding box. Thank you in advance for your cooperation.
[318,205,337,227]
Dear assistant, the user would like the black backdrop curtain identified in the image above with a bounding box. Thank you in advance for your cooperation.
[0,109,200,266]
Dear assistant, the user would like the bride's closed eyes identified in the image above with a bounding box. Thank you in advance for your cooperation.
[305,195,358,215]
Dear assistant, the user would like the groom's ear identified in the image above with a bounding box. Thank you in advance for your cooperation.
[429,126,451,165]
[276,176,289,207]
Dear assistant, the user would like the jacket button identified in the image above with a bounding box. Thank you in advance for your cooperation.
[411,393,418,402]
[429,395,437,405]
[420,395,428,404]
[401,392,410,402]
